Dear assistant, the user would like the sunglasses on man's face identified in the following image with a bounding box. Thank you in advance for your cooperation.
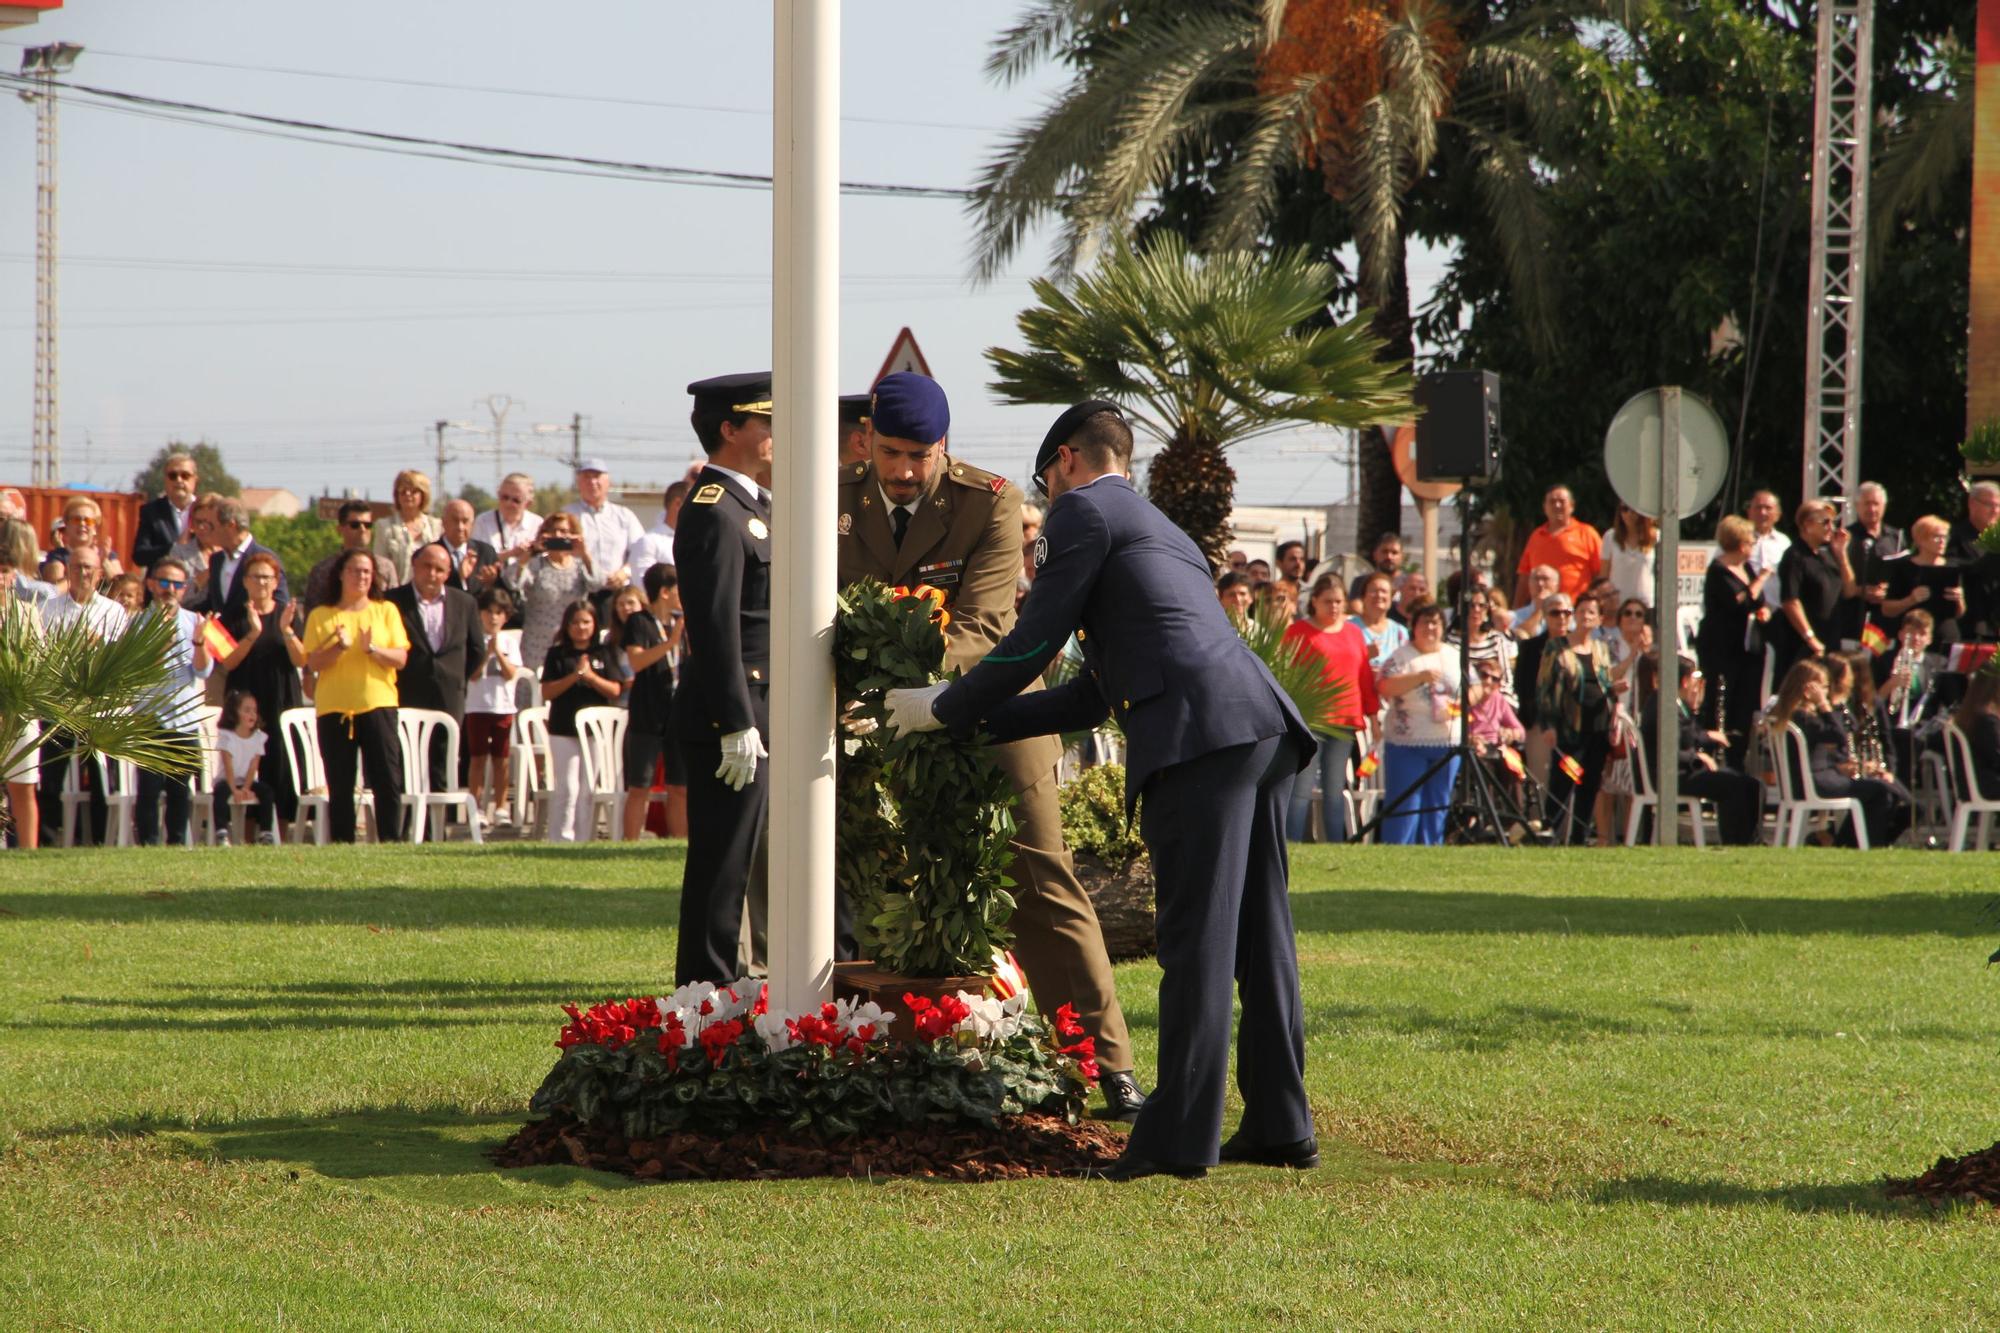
[1546,608,1574,618]
[346,520,374,530]
[166,470,196,481]
[155,579,187,591]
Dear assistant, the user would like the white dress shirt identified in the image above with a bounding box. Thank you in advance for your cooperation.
[1749,528,1791,610]
[472,508,543,553]
[563,498,647,577]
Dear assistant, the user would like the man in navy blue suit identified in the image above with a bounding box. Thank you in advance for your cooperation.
[884,402,1319,1181]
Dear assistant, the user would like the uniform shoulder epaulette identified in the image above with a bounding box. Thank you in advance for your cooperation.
[839,462,869,485]
[690,483,725,505]
[944,459,1005,495]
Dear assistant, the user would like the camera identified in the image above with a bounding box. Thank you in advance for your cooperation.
[543,536,574,552]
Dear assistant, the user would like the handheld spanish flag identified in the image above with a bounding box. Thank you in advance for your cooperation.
[988,949,1026,1001]
[196,616,237,660]
[1860,623,1891,655]
[1357,750,1380,778]
[1557,751,1585,783]
[1500,744,1526,778]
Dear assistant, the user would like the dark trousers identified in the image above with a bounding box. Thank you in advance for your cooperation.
[260,725,300,824]
[1700,645,1761,769]
[136,733,203,846]
[1546,731,1611,844]
[1679,766,1766,845]
[1814,769,1912,847]
[676,725,768,985]
[317,709,404,843]
[39,729,103,846]
[213,780,276,837]
[1128,734,1312,1168]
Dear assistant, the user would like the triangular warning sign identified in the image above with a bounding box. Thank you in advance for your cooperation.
[873,327,932,384]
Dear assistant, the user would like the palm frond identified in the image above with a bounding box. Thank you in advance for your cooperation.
[1455,120,1561,360]
[1200,75,1318,252]
[985,0,1089,85]
[1236,607,1349,730]
[1868,37,1974,263]
[0,605,202,783]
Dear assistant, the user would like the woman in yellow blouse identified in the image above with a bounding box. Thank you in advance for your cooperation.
[371,468,442,590]
[303,548,410,842]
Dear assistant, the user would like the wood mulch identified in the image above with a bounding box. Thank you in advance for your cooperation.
[491,1113,1127,1182]
[1885,1141,2000,1207]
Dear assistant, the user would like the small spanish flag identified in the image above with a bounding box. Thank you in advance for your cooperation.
[1357,750,1380,778]
[1500,745,1526,778]
[1557,752,1585,783]
[1860,623,1891,654]
[196,616,237,660]
[988,949,1026,1001]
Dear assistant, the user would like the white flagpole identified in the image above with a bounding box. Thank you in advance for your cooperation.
[769,0,840,1012]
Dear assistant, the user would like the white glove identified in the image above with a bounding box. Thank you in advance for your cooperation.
[883,683,948,736]
[840,700,880,737]
[716,726,768,792]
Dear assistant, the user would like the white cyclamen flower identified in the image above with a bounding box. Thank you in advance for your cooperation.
[753,1011,795,1052]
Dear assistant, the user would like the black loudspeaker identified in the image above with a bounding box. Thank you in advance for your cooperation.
[1415,370,1501,482]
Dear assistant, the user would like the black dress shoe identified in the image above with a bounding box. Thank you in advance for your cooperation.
[1218,1131,1321,1169]
[1094,1070,1147,1123]
[1095,1153,1207,1182]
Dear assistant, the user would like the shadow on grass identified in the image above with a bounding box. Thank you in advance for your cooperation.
[25,978,663,1034]
[1291,889,1997,938]
[0,884,682,928]
[1590,1174,1950,1219]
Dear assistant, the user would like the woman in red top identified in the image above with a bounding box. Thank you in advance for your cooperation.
[1284,572,1382,843]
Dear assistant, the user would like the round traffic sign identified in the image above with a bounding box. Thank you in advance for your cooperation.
[1602,388,1729,519]
[1389,423,1461,502]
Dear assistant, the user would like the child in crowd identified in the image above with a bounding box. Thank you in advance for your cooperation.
[107,572,145,615]
[608,585,647,703]
[540,599,620,842]
[464,587,522,829]
[213,689,276,844]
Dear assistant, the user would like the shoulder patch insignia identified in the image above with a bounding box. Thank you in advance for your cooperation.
[690,483,724,505]
[1033,535,1049,569]
[989,476,1006,495]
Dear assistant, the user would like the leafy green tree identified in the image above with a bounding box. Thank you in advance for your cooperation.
[1428,0,1977,535]
[131,441,241,497]
[986,233,1413,565]
[252,513,341,594]
[533,483,577,517]
[456,481,496,513]
[970,0,1575,550]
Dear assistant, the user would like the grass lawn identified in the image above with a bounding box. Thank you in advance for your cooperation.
[2,843,1997,1329]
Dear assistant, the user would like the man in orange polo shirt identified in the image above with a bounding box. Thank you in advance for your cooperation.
[1514,484,1602,605]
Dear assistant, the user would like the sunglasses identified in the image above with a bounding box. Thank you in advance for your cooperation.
[1621,609,1645,619]
[165,470,196,480]
[154,579,187,591]
[1546,608,1575,617]
[346,520,375,530]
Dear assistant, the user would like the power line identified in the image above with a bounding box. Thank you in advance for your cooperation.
[0,71,986,198]
[0,251,1014,287]
[0,39,1003,132]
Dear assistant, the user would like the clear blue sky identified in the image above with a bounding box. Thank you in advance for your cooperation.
[0,2,1446,506]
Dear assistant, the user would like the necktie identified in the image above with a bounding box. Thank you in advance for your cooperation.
[892,506,910,547]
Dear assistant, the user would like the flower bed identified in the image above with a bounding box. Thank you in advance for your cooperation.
[498,979,1104,1178]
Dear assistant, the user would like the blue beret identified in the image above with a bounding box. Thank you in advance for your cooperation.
[870,372,950,443]
[1034,400,1124,477]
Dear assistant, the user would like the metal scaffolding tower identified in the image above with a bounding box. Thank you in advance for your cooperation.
[1801,2,1874,506]
[20,43,81,489]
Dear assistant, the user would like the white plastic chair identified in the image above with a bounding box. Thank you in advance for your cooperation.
[512,705,553,829]
[1915,749,1953,842]
[279,706,374,844]
[1770,722,1868,849]
[575,706,629,841]
[61,751,139,847]
[396,708,484,845]
[1944,721,2000,852]
[1622,734,1713,847]
[190,705,269,846]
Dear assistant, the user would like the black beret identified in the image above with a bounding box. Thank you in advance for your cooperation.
[1033,400,1124,478]
[687,371,773,416]
[838,393,872,426]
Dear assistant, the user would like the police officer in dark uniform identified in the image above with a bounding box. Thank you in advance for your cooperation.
[884,402,1318,1181]
[836,372,1144,1123]
[673,372,774,985]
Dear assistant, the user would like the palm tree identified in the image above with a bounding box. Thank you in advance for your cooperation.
[971,0,1574,550]
[986,232,1414,565]
[0,603,202,827]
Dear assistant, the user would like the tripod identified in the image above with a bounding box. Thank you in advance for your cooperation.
[1351,488,1545,847]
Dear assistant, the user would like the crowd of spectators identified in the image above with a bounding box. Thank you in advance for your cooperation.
[1222,476,2000,850]
[3,444,1998,855]
[0,450,690,848]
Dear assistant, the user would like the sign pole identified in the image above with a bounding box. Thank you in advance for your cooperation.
[1655,387,1682,846]
[769,0,839,1012]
